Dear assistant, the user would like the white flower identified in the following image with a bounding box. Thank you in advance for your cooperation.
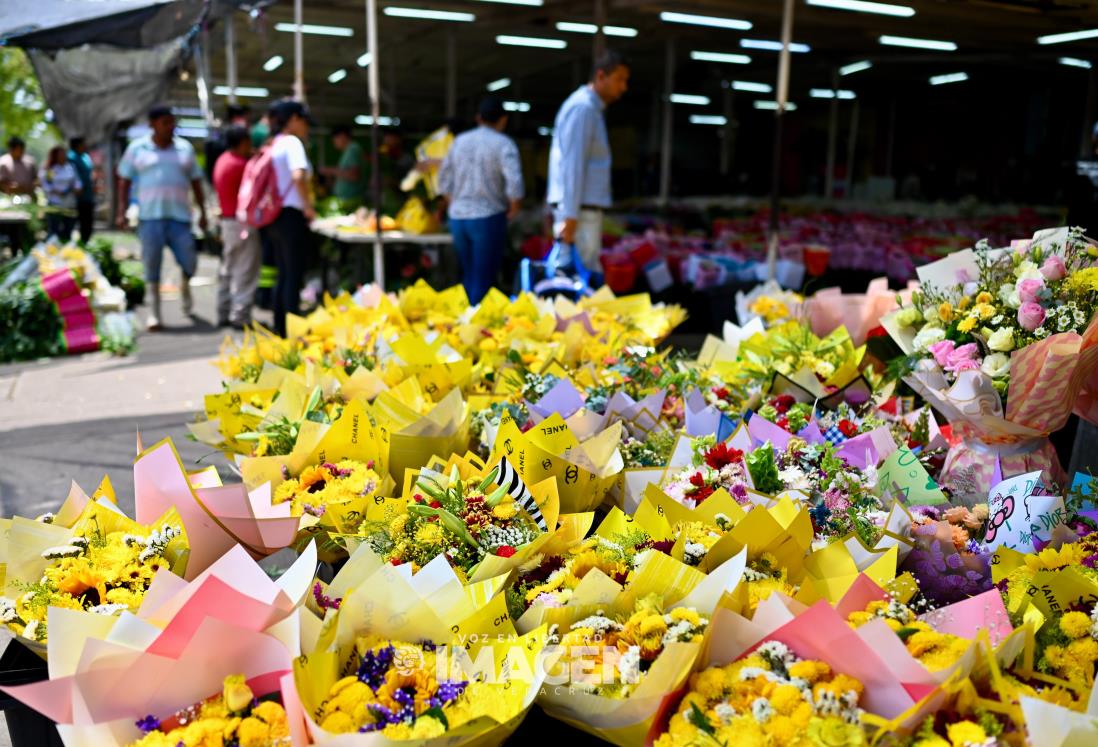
[998,283,1021,309]
[1015,260,1042,281]
[751,697,774,723]
[813,360,835,379]
[912,325,946,351]
[986,328,1015,352]
[980,353,1011,378]
[683,542,707,566]
[893,307,922,328]
[0,597,17,623]
[41,545,83,560]
[22,620,42,642]
[617,646,642,683]
[89,603,129,616]
[570,614,623,634]
[778,466,811,491]
[34,512,56,524]
[714,702,737,725]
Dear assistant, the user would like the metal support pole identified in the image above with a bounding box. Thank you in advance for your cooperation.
[593,0,607,59]
[195,34,211,123]
[845,99,860,199]
[765,0,795,283]
[824,68,839,199]
[225,14,237,105]
[658,37,675,207]
[293,0,304,101]
[720,84,735,176]
[366,0,383,287]
[446,31,457,118]
[885,97,897,179]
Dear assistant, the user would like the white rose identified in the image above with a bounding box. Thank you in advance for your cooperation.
[980,352,1011,378]
[894,307,922,327]
[1015,260,1042,281]
[922,305,940,323]
[986,328,1015,352]
[999,283,1021,310]
[912,325,946,351]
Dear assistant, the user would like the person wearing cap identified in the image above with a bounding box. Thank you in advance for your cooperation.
[116,105,208,331]
[437,96,524,304]
[546,49,630,287]
[262,98,316,337]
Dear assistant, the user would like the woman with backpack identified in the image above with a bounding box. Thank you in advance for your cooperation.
[259,98,315,336]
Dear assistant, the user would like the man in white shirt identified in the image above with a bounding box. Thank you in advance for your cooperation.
[438,97,524,303]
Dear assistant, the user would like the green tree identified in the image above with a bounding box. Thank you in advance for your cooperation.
[0,48,58,155]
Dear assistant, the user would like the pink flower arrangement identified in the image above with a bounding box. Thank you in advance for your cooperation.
[927,339,981,373]
[1040,254,1067,281]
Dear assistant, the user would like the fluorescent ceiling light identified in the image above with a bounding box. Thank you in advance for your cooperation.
[177,127,210,138]
[807,0,914,17]
[213,85,269,97]
[660,11,751,30]
[328,69,347,84]
[262,55,284,72]
[754,100,798,111]
[274,22,353,37]
[503,101,531,112]
[555,22,637,37]
[470,0,542,5]
[496,35,567,49]
[732,81,772,93]
[840,60,872,75]
[929,72,968,85]
[810,88,857,99]
[355,115,400,126]
[487,77,511,91]
[1038,29,1098,45]
[670,93,711,105]
[690,115,728,125]
[537,126,554,136]
[741,39,811,53]
[357,52,372,67]
[1060,57,1093,69]
[691,51,752,65]
[879,35,957,51]
[383,7,474,22]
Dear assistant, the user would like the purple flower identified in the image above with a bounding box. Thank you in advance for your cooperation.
[357,645,395,690]
[313,582,342,611]
[135,715,160,734]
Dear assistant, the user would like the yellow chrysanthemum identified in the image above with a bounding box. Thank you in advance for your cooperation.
[1024,544,1088,572]
[1060,611,1093,640]
[945,720,987,747]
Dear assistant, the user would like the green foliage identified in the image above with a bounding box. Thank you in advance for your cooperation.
[0,48,58,149]
[0,278,65,362]
[746,443,783,494]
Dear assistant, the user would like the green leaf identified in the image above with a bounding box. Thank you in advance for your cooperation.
[687,703,715,736]
[895,626,919,642]
[422,707,449,730]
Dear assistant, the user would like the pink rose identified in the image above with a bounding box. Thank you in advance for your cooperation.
[1018,278,1045,304]
[927,339,956,368]
[1017,301,1046,331]
[944,342,980,372]
[1040,255,1067,281]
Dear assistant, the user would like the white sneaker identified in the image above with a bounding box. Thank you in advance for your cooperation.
[146,312,162,331]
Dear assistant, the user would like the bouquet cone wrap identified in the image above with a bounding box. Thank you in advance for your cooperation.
[885,314,1098,494]
[803,278,917,346]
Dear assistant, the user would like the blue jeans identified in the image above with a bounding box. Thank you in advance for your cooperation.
[137,219,196,283]
[450,211,507,304]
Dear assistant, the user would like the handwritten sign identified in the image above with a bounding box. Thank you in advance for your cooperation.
[876,445,946,505]
[984,470,1067,553]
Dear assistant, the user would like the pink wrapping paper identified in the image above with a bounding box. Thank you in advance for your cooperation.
[804,279,918,346]
[41,269,80,301]
[63,326,99,354]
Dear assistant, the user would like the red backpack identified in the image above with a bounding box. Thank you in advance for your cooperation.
[236,135,289,228]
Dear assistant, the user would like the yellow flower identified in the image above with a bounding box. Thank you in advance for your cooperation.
[938,302,954,323]
[1060,611,1092,640]
[414,521,445,548]
[807,717,866,746]
[973,302,996,320]
[1024,544,1087,572]
[946,720,987,747]
[1065,267,1098,294]
[236,716,269,747]
[956,296,972,311]
[223,674,254,712]
[957,317,978,333]
[975,291,993,305]
[492,501,518,520]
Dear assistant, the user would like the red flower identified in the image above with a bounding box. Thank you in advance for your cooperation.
[773,394,796,414]
[496,545,517,558]
[429,500,442,509]
[390,558,402,566]
[689,471,707,487]
[776,416,789,431]
[837,419,859,438]
[413,494,424,503]
[712,386,732,401]
[704,441,743,470]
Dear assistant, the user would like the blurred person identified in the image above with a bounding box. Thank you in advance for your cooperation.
[116,104,208,331]
[260,98,315,337]
[213,125,260,329]
[204,103,250,181]
[547,49,630,286]
[0,136,36,195]
[437,96,524,303]
[366,129,413,216]
[321,124,366,208]
[68,136,96,243]
[39,145,79,241]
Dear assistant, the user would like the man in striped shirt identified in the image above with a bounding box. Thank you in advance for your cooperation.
[438,97,524,304]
